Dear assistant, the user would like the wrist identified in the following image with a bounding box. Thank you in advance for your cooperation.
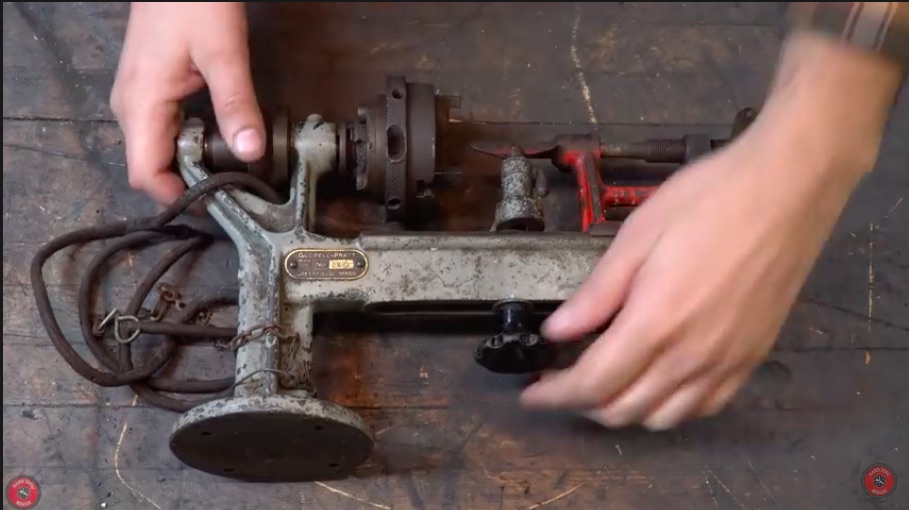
[754,31,902,181]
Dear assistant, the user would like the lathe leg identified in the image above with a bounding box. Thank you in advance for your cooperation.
[168,394,373,482]
[167,117,374,482]
[167,302,373,482]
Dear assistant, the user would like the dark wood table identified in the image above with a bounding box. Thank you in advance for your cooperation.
[4,3,907,509]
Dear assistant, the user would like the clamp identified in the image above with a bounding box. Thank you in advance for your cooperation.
[471,107,757,233]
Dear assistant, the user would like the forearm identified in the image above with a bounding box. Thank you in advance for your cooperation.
[790,2,909,67]
[758,29,903,181]
[745,3,906,188]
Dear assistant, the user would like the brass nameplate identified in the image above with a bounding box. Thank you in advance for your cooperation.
[284,249,368,281]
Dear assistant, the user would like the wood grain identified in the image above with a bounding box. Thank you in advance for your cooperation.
[3,2,907,509]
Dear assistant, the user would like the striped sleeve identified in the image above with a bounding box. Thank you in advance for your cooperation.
[790,2,909,68]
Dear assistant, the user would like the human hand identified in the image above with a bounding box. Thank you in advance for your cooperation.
[519,30,901,431]
[110,2,265,205]
[520,124,856,429]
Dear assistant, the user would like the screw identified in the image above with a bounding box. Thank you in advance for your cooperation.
[356,260,365,268]
[288,260,298,269]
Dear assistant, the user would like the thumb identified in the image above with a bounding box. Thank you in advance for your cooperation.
[191,21,265,162]
[542,218,660,341]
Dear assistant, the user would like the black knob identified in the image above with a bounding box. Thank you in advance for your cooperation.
[474,300,557,374]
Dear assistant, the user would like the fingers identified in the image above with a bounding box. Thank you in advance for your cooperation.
[521,292,661,409]
[542,215,661,341]
[697,368,751,418]
[581,364,752,430]
[641,379,715,430]
[111,3,206,205]
[524,258,754,421]
[642,365,752,429]
[111,2,263,206]
[586,339,717,427]
[522,216,674,409]
[190,5,265,162]
[118,101,186,205]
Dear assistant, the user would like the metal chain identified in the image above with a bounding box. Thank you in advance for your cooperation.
[90,313,143,345]
[231,368,297,390]
[93,282,187,344]
[216,323,315,394]
[92,309,119,336]
[193,307,213,326]
[95,299,311,385]
[31,171,284,413]
[113,315,141,344]
[87,278,312,389]
[215,322,296,352]
[157,282,186,311]
[282,332,315,393]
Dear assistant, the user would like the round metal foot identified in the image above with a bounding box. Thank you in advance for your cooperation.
[169,395,373,482]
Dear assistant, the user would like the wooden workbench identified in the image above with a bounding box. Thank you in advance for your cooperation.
[3,3,907,509]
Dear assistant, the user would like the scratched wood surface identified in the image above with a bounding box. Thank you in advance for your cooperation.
[3,2,908,510]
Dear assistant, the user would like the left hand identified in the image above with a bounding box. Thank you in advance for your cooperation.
[520,108,868,430]
[110,2,264,206]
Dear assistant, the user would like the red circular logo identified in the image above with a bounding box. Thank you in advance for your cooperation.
[5,475,41,508]
[862,464,897,499]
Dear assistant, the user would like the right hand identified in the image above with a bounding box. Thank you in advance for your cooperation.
[110,2,265,206]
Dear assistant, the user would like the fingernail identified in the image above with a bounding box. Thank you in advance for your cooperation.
[580,410,612,427]
[643,417,674,432]
[233,128,263,159]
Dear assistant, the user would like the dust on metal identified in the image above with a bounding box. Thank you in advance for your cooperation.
[32,73,751,484]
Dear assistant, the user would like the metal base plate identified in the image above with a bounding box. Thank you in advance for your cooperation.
[169,395,374,482]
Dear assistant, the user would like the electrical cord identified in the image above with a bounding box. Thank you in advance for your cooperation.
[30,172,282,412]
